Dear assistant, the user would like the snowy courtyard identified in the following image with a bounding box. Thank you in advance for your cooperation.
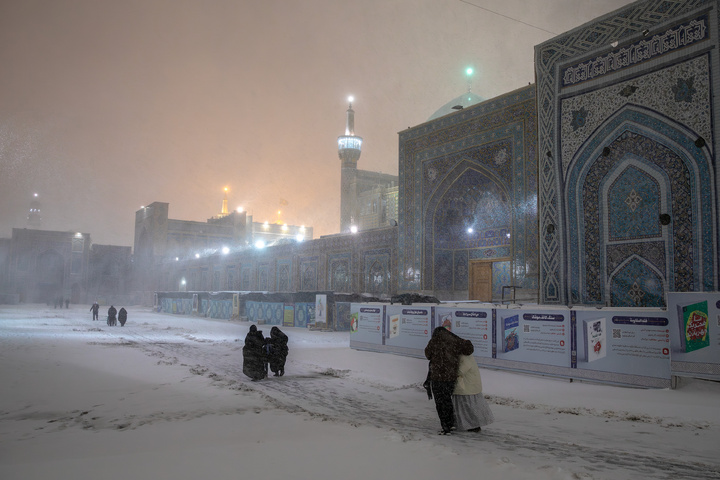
[0,304,718,480]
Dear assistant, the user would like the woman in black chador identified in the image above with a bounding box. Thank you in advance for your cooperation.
[242,325,267,381]
[107,305,117,327]
[118,307,128,327]
[424,326,474,435]
[267,326,289,376]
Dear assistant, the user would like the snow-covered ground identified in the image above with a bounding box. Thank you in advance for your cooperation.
[0,304,718,480]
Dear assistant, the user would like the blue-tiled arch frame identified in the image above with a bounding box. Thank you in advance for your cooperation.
[565,106,716,305]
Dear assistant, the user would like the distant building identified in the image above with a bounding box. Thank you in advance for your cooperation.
[133,199,313,299]
[87,244,133,303]
[5,229,91,304]
[338,98,398,233]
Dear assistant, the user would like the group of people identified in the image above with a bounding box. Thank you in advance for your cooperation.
[53,297,69,309]
[424,326,494,435]
[242,325,289,381]
[90,302,128,327]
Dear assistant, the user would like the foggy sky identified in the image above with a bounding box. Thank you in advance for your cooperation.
[0,0,635,247]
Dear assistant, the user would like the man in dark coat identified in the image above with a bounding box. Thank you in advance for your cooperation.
[242,325,267,381]
[118,307,128,327]
[267,326,289,376]
[107,305,117,326]
[424,326,474,434]
[90,302,100,321]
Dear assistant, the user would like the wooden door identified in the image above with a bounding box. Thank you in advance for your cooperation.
[470,262,493,302]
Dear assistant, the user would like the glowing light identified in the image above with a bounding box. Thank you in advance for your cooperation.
[221,246,230,255]
[224,187,228,192]
[300,225,306,231]
[467,227,474,234]
[281,224,288,231]
[350,225,358,234]
[236,207,244,213]
[466,67,473,76]
[254,240,266,249]
[75,232,83,237]
[263,222,269,229]
[295,234,304,242]
[180,279,186,285]
[506,233,511,238]
[141,206,145,209]
[348,95,354,103]
[33,193,38,197]
[195,253,200,259]
[175,257,179,261]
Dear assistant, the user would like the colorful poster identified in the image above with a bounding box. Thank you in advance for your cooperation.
[676,300,710,353]
[583,317,607,362]
[503,315,520,353]
[667,292,720,380]
[283,304,294,327]
[314,294,326,326]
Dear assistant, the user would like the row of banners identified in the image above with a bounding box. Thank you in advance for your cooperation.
[349,292,719,388]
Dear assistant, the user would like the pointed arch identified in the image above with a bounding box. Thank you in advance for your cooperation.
[423,160,512,291]
[565,105,716,306]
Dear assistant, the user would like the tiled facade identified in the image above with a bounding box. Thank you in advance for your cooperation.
[398,85,539,300]
[536,0,720,306]
[156,227,398,297]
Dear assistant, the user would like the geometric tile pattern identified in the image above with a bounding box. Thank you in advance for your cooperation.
[276,259,292,292]
[535,0,719,304]
[398,85,538,295]
[328,252,351,292]
[299,257,318,291]
[566,112,715,305]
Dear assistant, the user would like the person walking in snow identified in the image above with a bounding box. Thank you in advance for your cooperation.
[424,326,474,435]
[118,307,127,327]
[90,302,100,321]
[452,354,494,432]
[243,325,268,381]
[267,326,289,376]
[107,305,117,326]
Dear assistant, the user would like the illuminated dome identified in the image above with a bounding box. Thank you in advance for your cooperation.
[428,92,485,121]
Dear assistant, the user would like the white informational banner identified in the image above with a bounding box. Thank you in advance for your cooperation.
[314,294,326,326]
[349,304,384,344]
[348,302,697,388]
[667,292,720,380]
[384,305,432,350]
[436,306,493,358]
[574,308,671,380]
[496,309,571,367]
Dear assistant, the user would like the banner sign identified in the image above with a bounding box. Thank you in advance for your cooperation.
[384,305,432,349]
[495,310,571,367]
[667,292,720,380]
[349,304,384,344]
[574,308,670,379]
[436,306,493,358]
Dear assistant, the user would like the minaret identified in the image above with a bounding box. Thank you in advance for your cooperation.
[219,187,229,218]
[27,193,42,228]
[337,96,363,232]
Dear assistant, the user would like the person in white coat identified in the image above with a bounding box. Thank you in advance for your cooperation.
[452,354,494,432]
